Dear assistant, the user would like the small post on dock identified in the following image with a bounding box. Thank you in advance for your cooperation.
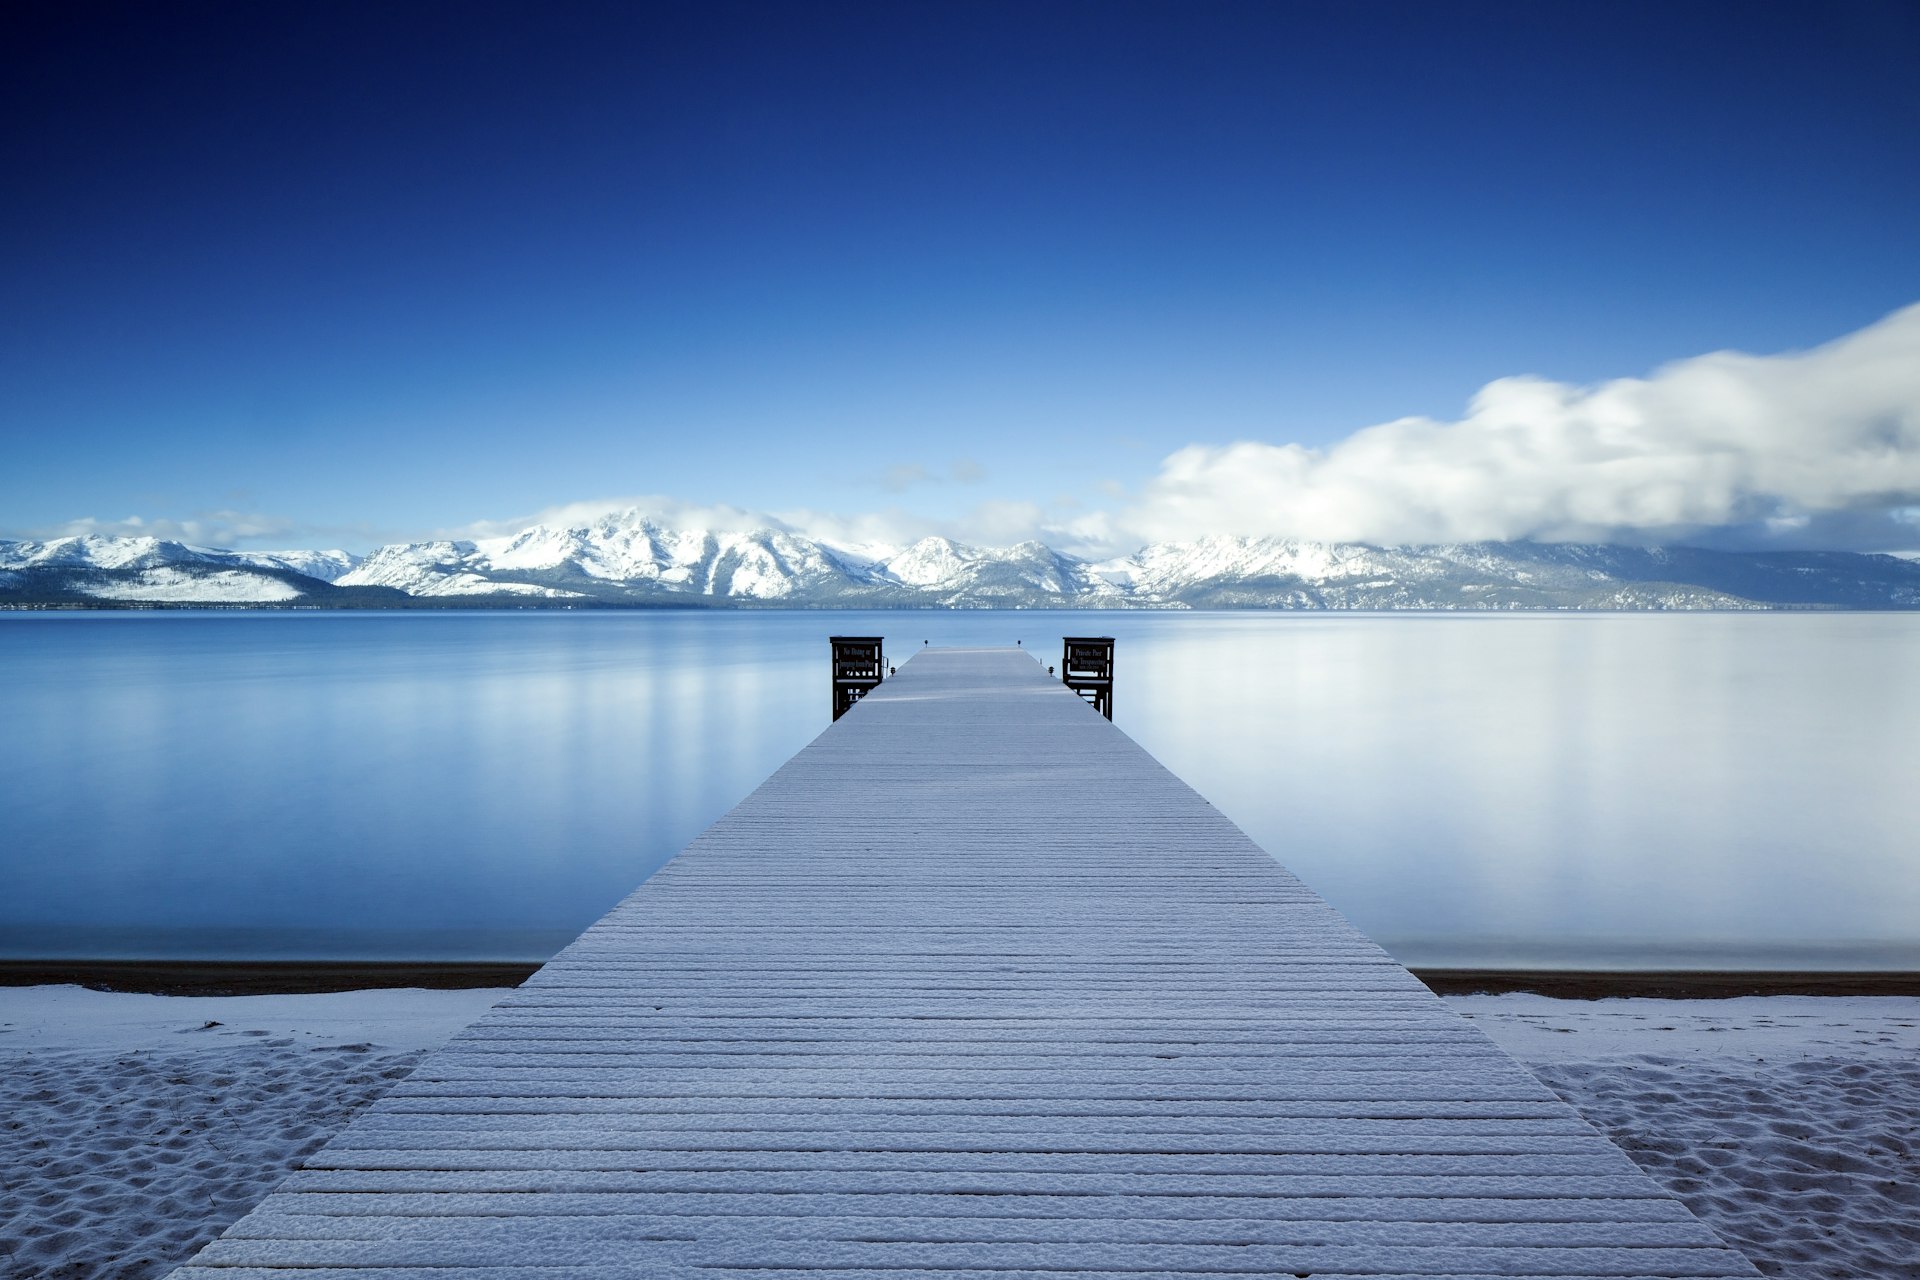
[1061,635,1114,719]
[830,636,886,721]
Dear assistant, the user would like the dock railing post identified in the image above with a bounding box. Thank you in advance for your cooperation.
[830,636,886,721]
[1060,635,1114,719]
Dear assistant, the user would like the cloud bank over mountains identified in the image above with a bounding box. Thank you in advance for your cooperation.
[1121,302,1920,552]
[462,302,1920,558]
[18,304,1920,557]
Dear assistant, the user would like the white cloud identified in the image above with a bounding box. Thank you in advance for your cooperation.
[879,463,932,493]
[865,459,989,493]
[757,505,942,552]
[1119,302,1920,550]
[446,494,942,553]
[446,493,1109,559]
[30,511,303,547]
[447,496,792,542]
[950,457,986,484]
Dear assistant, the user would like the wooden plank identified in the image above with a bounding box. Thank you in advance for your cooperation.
[168,648,1757,1278]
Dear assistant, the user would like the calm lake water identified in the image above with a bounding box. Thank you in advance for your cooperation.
[2,610,1916,970]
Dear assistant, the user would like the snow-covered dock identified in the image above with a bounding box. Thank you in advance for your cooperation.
[171,647,1757,1279]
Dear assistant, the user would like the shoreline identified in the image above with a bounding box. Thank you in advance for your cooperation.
[5,986,1916,1276]
[1413,967,1920,999]
[0,959,543,996]
[7,958,1920,998]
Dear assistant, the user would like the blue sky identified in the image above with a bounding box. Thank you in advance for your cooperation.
[4,0,1918,553]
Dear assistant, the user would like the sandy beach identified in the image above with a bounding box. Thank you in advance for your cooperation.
[1453,993,1920,1278]
[2,985,1914,1279]
[0,987,509,1280]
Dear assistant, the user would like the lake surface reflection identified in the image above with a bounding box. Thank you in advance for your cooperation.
[3,611,1915,969]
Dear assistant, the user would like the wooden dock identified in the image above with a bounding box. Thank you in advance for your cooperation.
[173,647,1757,1279]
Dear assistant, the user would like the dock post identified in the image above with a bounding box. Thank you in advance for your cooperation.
[829,635,886,721]
[1061,635,1114,718]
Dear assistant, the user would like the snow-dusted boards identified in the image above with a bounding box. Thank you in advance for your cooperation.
[171,647,1757,1279]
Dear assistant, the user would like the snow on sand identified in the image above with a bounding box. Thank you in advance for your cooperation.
[2,986,1915,1279]
[0,986,509,1280]
[1450,993,1920,1278]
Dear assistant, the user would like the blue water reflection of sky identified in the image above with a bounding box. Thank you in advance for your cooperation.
[1116,613,1920,969]
[2,611,1915,969]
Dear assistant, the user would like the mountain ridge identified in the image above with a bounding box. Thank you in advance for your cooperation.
[4,512,1918,610]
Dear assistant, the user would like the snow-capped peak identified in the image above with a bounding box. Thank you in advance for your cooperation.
[6,516,1917,609]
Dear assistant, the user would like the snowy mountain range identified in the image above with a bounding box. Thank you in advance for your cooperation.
[5,509,1918,609]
